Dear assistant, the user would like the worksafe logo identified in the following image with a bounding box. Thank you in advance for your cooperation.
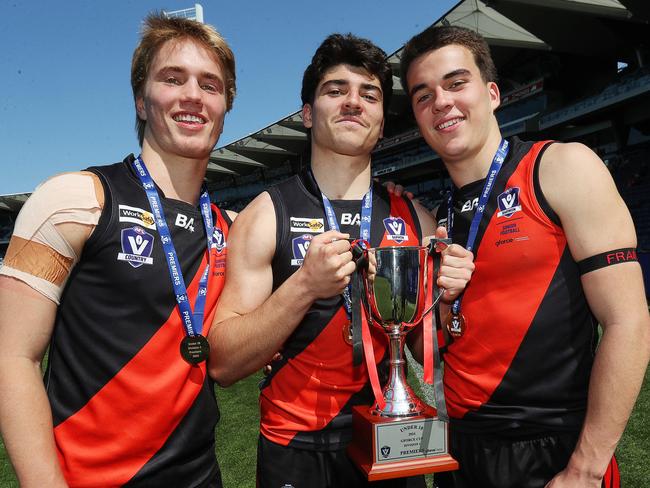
[383,217,408,243]
[291,234,312,266]
[118,205,156,230]
[290,217,324,233]
[497,187,522,218]
[117,226,154,268]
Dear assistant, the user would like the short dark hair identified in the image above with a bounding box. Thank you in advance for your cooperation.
[400,25,497,94]
[301,33,393,117]
[131,13,236,146]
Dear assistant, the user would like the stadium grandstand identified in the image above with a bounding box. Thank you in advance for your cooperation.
[0,194,29,266]
[1,0,649,292]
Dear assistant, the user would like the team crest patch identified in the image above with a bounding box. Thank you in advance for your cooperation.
[117,226,154,267]
[291,234,312,266]
[118,205,156,230]
[497,187,522,218]
[383,217,408,243]
[212,228,226,253]
[289,217,324,233]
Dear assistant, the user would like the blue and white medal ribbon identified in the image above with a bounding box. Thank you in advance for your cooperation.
[446,139,509,337]
[133,156,215,364]
[321,186,373,322]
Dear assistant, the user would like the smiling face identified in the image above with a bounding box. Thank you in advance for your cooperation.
[136,38,227,162]
[302,64,384,159]
[407,44,501,164]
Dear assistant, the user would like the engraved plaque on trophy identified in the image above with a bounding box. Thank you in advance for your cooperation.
[347,244,458,481]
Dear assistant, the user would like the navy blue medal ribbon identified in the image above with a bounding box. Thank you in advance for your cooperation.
[446,139,509,335]
[133,156,215,364]
[321,187,372,364]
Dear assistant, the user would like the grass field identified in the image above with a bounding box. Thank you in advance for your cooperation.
[2,369,649,487]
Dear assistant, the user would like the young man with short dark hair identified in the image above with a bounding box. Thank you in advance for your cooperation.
[209,33,474,487]
[401,24,650,488]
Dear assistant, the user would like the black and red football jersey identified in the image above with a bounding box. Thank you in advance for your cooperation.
[47,155,230,487]
[261,170,423,450]
[439,137,597,434]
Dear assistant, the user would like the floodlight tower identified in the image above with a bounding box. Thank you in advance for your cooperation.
[163,3,204,23]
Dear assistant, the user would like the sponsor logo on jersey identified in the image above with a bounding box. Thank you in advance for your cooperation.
[461,198,479,213]
[495,238,514,247]
[291,234,312,266]
[212,228,226,253]
[500,222,520,235]
[497,187,522,218]
[383,217,408,243]
[117,226,154,267]
[495,236,529,247]
[340,212,361,226]
[213,255,226,276]
[175,212,195,232]
[290,217,324,233]
[118,205,156,229]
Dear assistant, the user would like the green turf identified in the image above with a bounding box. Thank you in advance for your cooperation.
[616,367,650,488]
[215,373,262,487]
[0,437,17,488]
[1,370,648,486]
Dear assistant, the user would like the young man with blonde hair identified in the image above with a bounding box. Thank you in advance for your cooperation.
[0,13,236,487]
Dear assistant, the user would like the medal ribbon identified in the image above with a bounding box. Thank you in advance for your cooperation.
[447,139,509,317]
[321,188,385,408]
[424,253,449,421]
[133,156,215,338]
[321,187,372,322]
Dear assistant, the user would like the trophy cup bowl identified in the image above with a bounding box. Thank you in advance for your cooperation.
[362,246,432,417]
[347,244,458,480]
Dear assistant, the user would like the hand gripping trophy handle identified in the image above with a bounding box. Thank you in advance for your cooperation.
[355,237,451,418]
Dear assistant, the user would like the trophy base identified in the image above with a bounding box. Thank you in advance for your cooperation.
[347,404,458,481]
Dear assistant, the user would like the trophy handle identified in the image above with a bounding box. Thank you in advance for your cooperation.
[421,237,452,316]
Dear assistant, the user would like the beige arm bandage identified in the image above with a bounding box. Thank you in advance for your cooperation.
[0,172,104,304]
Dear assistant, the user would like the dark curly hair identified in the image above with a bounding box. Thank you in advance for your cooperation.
[301,33,392,117]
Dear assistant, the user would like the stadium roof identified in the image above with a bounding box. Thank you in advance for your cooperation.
[2,0,649,213]
[208,0,650,176]
[0,193,30,213]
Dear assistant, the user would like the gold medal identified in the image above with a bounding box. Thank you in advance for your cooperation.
[342,321,353,346]
[445,312,467,338]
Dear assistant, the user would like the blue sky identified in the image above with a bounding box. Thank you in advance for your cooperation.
[0,0,457,195]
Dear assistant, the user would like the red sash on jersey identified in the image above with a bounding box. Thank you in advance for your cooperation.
[260,193,421,446]
[55,207,229,487]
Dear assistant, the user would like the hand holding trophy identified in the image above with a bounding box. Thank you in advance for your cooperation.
[347,238,458,481]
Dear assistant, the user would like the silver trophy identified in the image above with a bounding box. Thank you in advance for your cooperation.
[348,241,458,479]
[361,244,446,417]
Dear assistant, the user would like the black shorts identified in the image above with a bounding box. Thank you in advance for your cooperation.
[434,429,620,488]
[256,435,427,488]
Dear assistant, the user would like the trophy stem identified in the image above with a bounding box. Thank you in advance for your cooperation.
[373,329,426,418]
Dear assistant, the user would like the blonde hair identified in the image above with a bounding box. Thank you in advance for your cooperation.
[131,13,236,145]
